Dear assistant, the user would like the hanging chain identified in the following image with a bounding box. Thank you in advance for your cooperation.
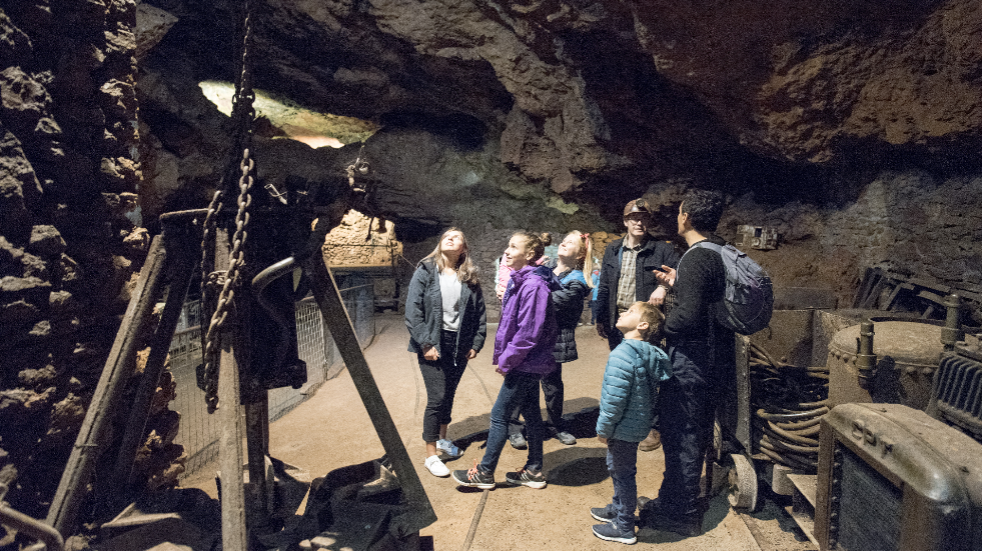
[201,0,256,413]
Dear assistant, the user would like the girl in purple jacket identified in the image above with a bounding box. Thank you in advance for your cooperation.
[453,231,560,490]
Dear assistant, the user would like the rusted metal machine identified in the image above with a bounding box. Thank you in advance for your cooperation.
[815,325,982,551]
[827,319,944,410]
[716,291,838,512]
[34,2,437,549]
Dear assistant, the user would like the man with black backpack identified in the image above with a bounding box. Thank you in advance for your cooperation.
[641,190,738,537]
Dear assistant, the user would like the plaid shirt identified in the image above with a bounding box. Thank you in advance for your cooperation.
[615,244,642,313]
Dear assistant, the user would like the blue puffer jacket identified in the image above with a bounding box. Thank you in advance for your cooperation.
[596,339,672,442]
[552,268,589,363]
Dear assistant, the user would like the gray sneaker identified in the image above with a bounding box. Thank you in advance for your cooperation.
[508,433,528,450]
[504,468,546,489]
[556,431,577,445]
[452,467,495,489]
[592,522,637,545]
[591,504,616,522]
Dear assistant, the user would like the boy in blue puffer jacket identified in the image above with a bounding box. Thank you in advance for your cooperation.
[591,301,672,544]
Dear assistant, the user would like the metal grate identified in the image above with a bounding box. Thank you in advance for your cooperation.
[168,285,376,477]
[933,352,982,441]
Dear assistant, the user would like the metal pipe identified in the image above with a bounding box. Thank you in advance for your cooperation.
[942,294,964,352]
[759,433,819,455]
[158,208,210,223]
[856,320,876,389]
[755,407,829,423]
[1,487,64,551]
[762,420,820,443]
[757,441,818,470]
[251,257,297,371]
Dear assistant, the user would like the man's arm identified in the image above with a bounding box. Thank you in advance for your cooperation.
[664,248,718,338]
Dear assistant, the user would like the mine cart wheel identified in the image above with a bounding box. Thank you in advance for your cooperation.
[727,453,758,511]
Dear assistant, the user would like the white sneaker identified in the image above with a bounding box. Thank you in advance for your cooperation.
[424,455,450,477]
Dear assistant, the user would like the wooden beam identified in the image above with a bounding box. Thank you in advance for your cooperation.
[304,249,437,534]
[47,235,169,535]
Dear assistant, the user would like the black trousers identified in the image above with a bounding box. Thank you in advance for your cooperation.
[656,343,716,520]
[418,330,466,442]
[508,362,565,435]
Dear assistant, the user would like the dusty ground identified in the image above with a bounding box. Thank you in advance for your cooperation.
[186,313,814,550]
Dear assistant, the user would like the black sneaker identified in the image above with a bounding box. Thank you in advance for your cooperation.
[452,466,495,489]
[555,431,577,445]
[504,468,547,489]
[590,504,616,522]
[645,514,701,538]
[592,522,637,545]
[508,433,528,450]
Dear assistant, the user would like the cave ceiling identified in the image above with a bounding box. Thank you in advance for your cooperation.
[137,0,982,233]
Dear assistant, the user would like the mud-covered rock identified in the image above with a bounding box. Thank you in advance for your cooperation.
[28,224,67,257]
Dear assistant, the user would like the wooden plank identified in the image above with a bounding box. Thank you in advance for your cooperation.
[48,236,169,536]
[861,272,886,309]
[216,228,248,551]
[110,231,198,511]
[852,267,875,308]
[786,473,818,509]
[305,249,437,534]
[907,276,951,295]
[884,283,913,311]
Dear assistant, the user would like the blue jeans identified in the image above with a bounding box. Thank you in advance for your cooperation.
[606,439,640,531]
[480,371,544,474]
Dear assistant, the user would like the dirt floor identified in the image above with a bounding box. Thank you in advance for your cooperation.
[184,313,816,550]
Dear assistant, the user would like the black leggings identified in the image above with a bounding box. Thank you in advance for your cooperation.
[419,330,466,442]
[508,362,565,435]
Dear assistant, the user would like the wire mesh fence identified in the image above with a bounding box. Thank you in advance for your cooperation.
[169,284,376,477]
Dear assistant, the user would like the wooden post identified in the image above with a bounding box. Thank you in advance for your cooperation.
[47,236,169,536]
[304,249,437,534]
[109,229,198,510]
[216,228,249,551]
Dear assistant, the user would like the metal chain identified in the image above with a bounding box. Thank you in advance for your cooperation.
[199,190,222,399]
[200,0,256,413]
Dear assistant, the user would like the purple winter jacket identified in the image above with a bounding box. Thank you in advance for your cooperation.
[493,265,561,375]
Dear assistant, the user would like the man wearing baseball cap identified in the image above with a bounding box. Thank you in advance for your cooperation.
[595,198,680,450]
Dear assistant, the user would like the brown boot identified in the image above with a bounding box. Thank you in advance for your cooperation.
[638,429,661,452]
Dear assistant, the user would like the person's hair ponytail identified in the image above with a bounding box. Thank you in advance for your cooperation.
[514,231,551,263]
[567,231,595,288]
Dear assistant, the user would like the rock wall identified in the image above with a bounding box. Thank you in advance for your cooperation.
[323,211,402,267]
[639,173,982,321]
[0,0,182,523]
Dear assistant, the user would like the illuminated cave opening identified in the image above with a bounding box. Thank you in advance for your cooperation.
[198,80,379,148]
